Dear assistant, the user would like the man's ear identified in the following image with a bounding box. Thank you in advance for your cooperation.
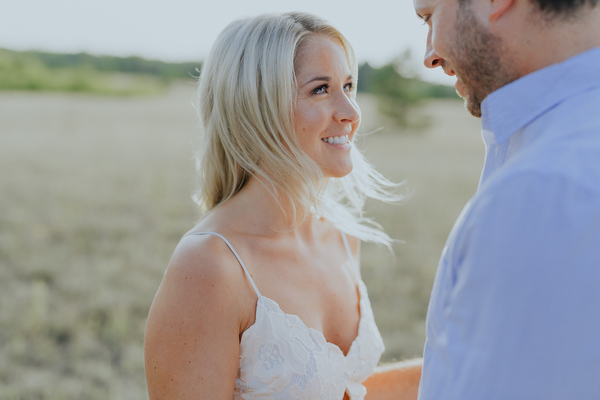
[489,0,516,22]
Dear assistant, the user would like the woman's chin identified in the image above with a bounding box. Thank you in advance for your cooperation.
[324,164,353,179]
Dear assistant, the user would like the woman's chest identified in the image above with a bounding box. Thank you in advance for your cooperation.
[235,286,384,400]
[251,255,361,356]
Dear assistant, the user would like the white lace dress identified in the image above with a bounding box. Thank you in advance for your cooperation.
[187,232,385,400]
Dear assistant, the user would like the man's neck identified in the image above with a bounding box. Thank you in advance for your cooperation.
[517,6,600,76]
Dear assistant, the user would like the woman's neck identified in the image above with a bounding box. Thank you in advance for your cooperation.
[213,175,324,240]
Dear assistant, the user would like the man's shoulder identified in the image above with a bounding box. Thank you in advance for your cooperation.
[543,83,600,135]
[477,161,600,212]
[494,101,600,197]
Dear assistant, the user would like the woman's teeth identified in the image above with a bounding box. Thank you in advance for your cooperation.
[321,135,349,145]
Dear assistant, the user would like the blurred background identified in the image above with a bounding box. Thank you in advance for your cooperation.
[1,1,482,398]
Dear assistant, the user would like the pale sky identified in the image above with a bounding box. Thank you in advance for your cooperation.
[1,0,454,85]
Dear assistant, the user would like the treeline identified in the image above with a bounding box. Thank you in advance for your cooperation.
[358,62,456,99]
[30,50,200,80]
[0,48,200,95]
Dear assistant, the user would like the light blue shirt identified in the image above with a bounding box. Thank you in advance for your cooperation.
[418,47,600,400]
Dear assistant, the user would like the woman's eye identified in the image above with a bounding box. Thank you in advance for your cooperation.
[344,82,354,92]
[312,85,328,95]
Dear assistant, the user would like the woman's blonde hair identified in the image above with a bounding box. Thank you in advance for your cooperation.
[194,11,403,245]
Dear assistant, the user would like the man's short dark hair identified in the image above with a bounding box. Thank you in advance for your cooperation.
[458,0,598,18]
[531,0,598,17]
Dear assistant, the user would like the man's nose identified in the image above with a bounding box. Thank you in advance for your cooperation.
[424,48,443,68]
[423,30,443,69]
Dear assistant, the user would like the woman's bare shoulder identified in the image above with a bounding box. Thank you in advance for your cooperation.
[145,232,254,350]
[159,232,249,309]
[144,232,252,399]
[170,233,237,275]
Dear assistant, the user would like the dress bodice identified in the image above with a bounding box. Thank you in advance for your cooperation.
[187,232,384,400]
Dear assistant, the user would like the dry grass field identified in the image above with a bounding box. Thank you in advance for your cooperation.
[0,84,482,399]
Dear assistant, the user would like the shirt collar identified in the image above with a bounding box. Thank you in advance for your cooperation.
[481,47,600,144]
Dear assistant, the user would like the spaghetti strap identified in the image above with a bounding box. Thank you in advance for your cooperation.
[184,231,262,298]
[340,231,352,258]
[340,232,360,280]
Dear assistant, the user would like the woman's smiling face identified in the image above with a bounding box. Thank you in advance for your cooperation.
[293,34,360,179]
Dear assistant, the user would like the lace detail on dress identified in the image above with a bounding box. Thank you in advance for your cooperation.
[234,280,384,400]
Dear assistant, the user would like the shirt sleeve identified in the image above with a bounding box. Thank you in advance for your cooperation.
[419,172,600,400]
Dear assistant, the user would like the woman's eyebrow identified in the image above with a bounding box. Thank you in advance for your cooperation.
[300,74,354,87]
[301,76,330,86]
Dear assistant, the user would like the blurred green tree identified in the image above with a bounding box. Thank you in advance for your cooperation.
[358,50,457,128]
[0,48,201,95]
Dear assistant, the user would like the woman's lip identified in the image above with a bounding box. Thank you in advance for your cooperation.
[323,141,352,149]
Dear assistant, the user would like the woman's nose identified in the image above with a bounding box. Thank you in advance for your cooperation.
[334,92,360,124]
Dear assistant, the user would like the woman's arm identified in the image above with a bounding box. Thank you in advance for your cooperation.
[364,359,422,400]
[144,236,252,399]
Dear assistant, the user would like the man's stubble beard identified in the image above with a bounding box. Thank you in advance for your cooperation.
[449,4,520,117]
